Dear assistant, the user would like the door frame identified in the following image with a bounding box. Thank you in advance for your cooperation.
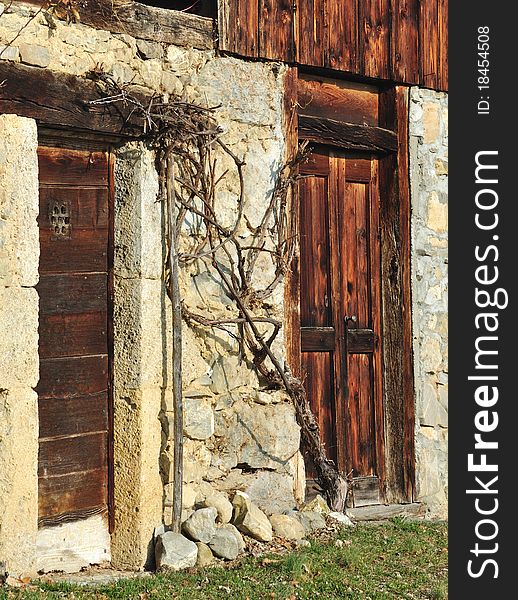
[283,74,415,504]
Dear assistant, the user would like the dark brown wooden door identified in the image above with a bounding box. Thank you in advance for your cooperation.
[299,147,384,507]
[36,146,111,527]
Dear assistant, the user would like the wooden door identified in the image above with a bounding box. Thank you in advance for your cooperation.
[36,145,112,529]
[299,146,384,507]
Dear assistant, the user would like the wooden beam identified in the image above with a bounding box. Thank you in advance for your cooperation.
[347,502,425,521]
[0,62,145,137]
[299,115,397,153]
[377,86,415,504]
[20,0,214,49]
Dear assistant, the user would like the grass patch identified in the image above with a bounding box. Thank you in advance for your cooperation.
[1,519,447,600]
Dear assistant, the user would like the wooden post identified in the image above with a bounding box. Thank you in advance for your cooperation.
[166,152,183,533]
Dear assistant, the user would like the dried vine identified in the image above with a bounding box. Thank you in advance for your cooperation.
[88,74,348,512]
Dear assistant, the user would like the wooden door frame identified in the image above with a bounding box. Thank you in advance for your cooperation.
[284,74,415,504]
[37,129,116,530]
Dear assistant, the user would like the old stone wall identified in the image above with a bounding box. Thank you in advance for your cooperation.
[409,87,448,519]
[0,2,449,575]
[1,2,302,570]
[0,114,40,576]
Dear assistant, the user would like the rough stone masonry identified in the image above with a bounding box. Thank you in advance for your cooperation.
[0,1,448,576]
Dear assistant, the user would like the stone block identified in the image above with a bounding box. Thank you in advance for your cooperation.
[0,287,39,389]
[231,492,273,542]
[208,527,239,560]
[0,388,38,577]
[243,471,297,515]
[155,532,198,571]
[0,114,39,287]
[137,39,164,60]
[417,382,448,428]
[269,514,305,540]
[195,542,214,566]
[427,191,448,233]
[0,45,19,61]
[422,101,441,144]
[200,491,233,524]
[182,507,217,543]
[19,44,50,67]
[184,398,214,440]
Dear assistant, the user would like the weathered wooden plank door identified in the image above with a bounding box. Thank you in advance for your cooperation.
[36,146,112,533]
[299,146,384,507]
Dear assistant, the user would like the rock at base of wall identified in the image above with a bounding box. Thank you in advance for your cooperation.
[195,542,214,567]
[328,512,354,527]
[287,510,326,533]
[300,494,330,514]
[269,514,306,540]
[155,532,198,571]
[200,492,233,524]
[231,491,273,542]
[182,507,218,543]
[208,528,240,560]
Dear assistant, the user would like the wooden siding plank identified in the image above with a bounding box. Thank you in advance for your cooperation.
[301,351,337,472]
[360,0,390,80]
[438,0,448,91]
[298,0,326,66]
[377,87,414,503]
[259,0,295,61]
[298,76,379,127]
[38,469,108,524]
[38,148,109,186]
[39,312,108,359]
[420,0,439,89]
[38,274,107,315]
[39,393,109,439]
[390,0,420,84]
[299,172,332,328]
[368,159,386,498]
[38,432,108,478]
[222,0,259,56]
[395,87,416,501]
[37,355,109,399]
[326,0,358,72]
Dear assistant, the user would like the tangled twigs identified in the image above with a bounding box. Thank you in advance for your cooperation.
[88,73,347,512]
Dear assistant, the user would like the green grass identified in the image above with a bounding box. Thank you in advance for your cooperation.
[1,519,447,600]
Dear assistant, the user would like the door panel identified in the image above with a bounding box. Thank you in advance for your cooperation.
[36,146,111,528]
[299,146,383,506]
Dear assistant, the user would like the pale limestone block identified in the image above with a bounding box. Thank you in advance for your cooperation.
[417,383,448,428]
[0,388,38,577]
[420,337,443,373]
[0,287,39,388]
[435,158,448,175]
[19,43,50,67]
[114,145,162,280]
[0,45,19,61]
[137,39,163,60]
[184,397,214,440]
[422,101,441,144]
[427,191,448,233]
[138,58,163,89]
[0,114,39,287]
[111,388,163,569]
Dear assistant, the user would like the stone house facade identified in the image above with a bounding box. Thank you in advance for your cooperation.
[0,0,448,576]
